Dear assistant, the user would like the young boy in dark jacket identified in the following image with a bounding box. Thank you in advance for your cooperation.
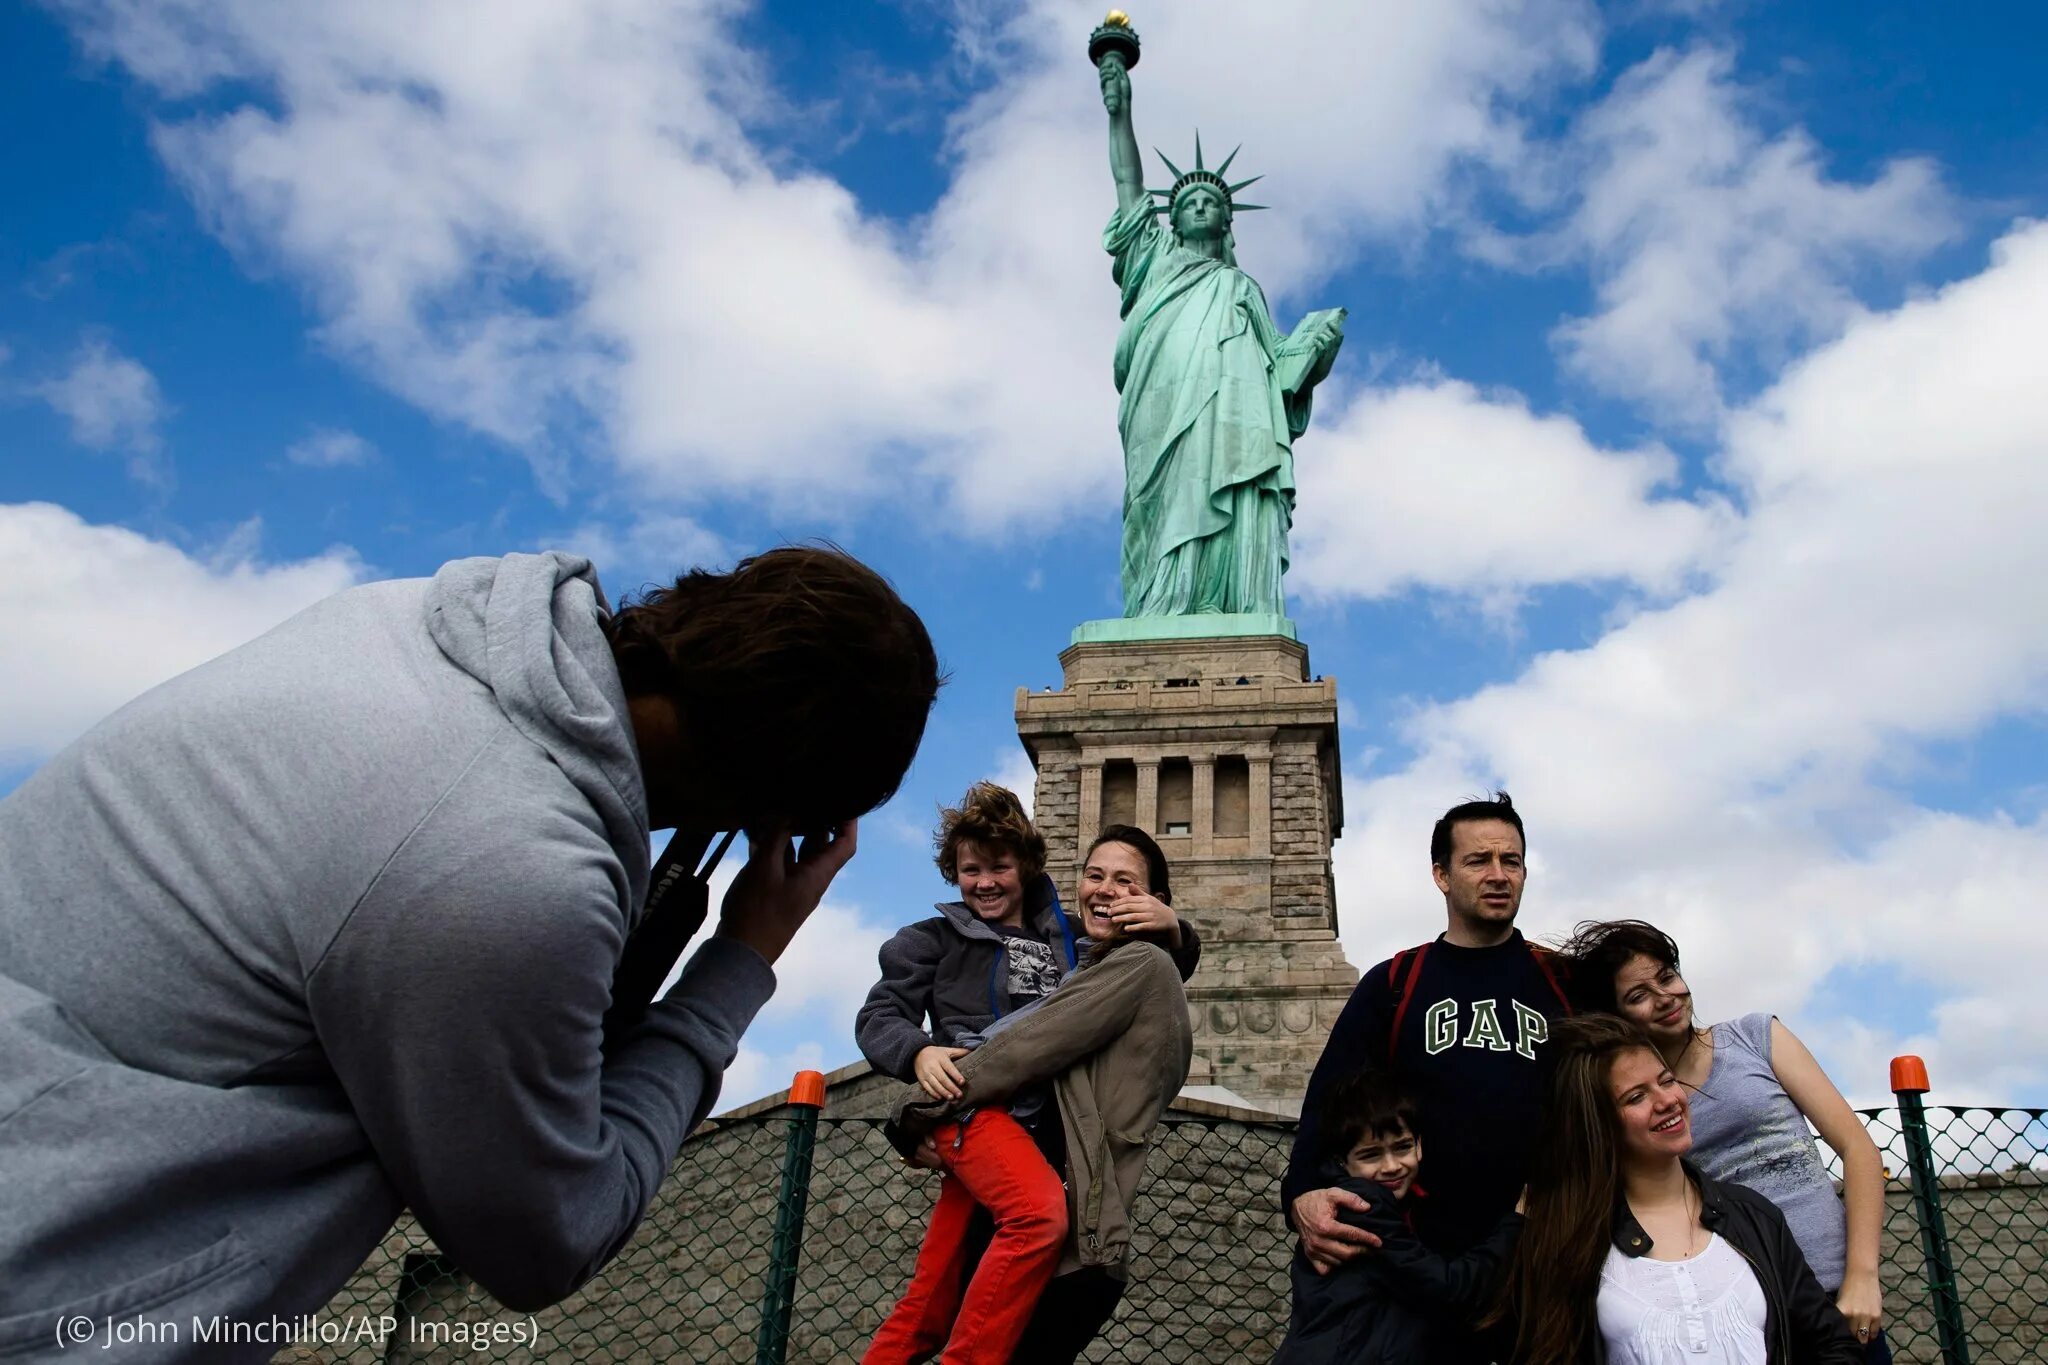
[1276,1070,1523,1365]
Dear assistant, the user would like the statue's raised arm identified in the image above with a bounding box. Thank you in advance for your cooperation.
[1091,13,1147,215]
[1100,54,1146,215]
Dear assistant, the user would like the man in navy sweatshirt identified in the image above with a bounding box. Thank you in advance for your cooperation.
[1282,793,1571,1359]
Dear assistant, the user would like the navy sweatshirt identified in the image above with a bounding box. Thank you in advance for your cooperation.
[1285,930,1571,1255]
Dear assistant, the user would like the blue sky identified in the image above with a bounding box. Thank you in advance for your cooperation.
[5,0,2046,1108]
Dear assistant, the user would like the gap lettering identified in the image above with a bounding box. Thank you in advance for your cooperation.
[1422,998,1550,1060]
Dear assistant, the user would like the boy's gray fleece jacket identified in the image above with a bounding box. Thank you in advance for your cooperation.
[0,552,776,1361]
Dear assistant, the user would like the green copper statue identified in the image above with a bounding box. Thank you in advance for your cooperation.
[1092,14,1345,620]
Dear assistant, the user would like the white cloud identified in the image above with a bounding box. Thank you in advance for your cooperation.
[1782,811,2048,1107]
[718,1039,831,1118]
[285,425,376,467]
[36,339,169,476]
[55,0,1599,528]
[994,745,1038,820]
[1524,47,1957,423]
[747,900,894,1038]
[658,848,895,1112]
[1333,222,2048,1104]
[0,502,363,764]
[1292,377,1733,604]
[544,512,731,599]
[692,893,896,1113]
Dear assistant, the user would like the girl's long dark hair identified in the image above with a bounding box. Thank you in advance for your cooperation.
[1486,1014,1663,1365]
[1557,918,1683,1015]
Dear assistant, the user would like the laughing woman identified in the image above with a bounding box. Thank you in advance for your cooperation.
[874,825,1199,1365]
[1561,921,1889,1360]
[1493,1015,1862,1365]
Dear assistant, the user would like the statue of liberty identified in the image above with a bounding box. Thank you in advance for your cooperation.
[1093,16,1345,621]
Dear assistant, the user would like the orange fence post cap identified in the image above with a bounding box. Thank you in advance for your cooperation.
[1889,1055,1930,1095]
[789,1070,827,1109]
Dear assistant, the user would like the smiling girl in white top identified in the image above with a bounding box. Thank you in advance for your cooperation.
[1561,920,1888,1361]
[1491,1015,1862,1365]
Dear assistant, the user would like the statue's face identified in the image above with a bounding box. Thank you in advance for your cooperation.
[1172,186,1228,243]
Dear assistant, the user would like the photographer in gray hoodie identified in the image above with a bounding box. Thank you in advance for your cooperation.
[0,546,938,1361]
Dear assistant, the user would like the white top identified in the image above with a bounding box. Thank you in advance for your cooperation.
[1597,1233,1768,1365]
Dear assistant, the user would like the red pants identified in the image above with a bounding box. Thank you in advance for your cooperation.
[863,1110,1068,1365]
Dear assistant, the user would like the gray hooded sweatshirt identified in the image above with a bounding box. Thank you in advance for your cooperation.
[0,552,774,1361]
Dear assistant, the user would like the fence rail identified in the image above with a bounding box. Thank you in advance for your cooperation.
[303,1070,2044,1363]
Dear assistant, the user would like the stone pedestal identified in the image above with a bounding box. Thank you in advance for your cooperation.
[1014,633,1358,1115]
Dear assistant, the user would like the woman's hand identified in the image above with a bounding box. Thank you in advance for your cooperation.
[1106,887,1181,945]
[1099,55,1130,116]
[913,1045,970,1101]
[1836,1272,1882,1346]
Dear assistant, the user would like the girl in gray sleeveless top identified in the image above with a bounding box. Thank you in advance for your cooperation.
[1687,1012,1846,1281]
[1561,920,1889,1361]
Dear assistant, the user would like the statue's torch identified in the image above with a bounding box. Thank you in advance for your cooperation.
[1088,10,1141,70]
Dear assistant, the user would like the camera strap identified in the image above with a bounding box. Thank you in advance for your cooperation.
[601,827,737,1050]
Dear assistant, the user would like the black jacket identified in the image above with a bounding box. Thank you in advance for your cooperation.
[1581,1166,1862,1365]
[1275,1174,1522,1365]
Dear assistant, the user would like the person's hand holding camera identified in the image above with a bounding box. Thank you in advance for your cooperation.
[714,822,858,966]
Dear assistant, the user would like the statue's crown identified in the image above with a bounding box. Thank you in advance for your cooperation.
[1149,133,1266,218]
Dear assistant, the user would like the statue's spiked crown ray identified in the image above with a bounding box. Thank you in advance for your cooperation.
[1150,132,1267,216]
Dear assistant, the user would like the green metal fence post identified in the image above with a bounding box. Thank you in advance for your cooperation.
[1892,1055,1971,1365]
[755,1070,827,1365]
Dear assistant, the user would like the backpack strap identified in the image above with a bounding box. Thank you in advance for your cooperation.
[1528,943,1574,1017]
[1386,941,1433,1055]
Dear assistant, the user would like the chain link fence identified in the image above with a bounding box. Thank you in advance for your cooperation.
[300,1093,2042,1363]
[1817,1104,2048,1365]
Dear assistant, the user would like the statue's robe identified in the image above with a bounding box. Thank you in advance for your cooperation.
[1105,203,1334,617]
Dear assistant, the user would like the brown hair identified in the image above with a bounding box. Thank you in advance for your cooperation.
[935,781,1045,886]
[1487,1014,1663,1365]
[605,544,940,830]
[1317,1068,1421,1163]
[1557,919,1683,1015]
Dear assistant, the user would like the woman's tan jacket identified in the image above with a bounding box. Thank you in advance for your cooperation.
[889,939,1195,1275]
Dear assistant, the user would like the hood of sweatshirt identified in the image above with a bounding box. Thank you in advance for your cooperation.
[424,551,651,915]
